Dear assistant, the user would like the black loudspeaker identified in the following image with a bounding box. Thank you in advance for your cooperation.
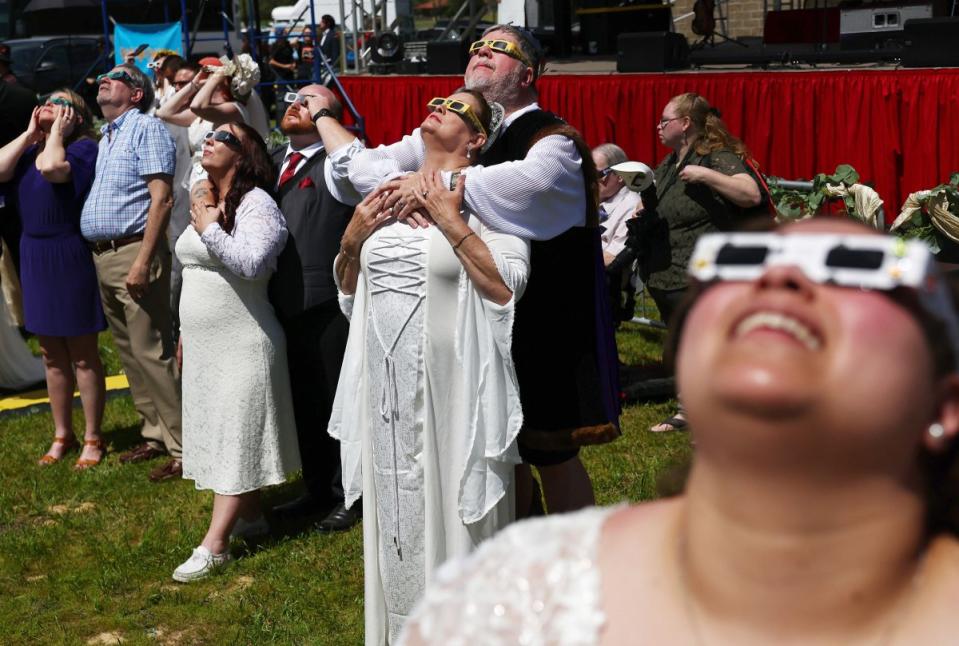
[617,32,689,73]
[580,6,673,55]
[426,41,470,75]
[902,18,959,68]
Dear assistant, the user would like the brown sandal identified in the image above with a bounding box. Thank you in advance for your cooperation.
[38,436,80,465]
[74,439,107,470]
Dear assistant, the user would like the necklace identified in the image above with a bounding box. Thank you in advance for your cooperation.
[675,527,927,646]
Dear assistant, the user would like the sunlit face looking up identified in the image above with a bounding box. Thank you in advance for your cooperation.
[464,30,533,101]
[420,92,487,156]
[676,219,950,466]
[200,124,243,174]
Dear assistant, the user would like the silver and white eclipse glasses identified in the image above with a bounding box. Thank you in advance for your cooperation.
[688,232,959,362]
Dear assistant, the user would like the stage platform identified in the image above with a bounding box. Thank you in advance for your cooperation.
[339,66,959,216]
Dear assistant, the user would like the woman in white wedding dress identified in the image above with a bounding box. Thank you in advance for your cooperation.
[172,122,299,583]
[328,89,530,644]
[401,219,959,645]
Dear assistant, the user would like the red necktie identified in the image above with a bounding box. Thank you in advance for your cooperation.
[278,152,304,187]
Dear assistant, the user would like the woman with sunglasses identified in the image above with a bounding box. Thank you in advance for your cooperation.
[327,88,529,642]
[647,92,762,434]
[0,89,107,469]
[171,123,300,582]
[401,217,959,644]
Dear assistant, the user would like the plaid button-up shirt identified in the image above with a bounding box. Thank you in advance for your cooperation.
[80,108,176,241]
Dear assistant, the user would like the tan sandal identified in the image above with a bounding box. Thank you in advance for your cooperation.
[74,439,107,470]
[38,435,79,465]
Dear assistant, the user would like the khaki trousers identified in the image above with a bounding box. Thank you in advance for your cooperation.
[93,239,182,458]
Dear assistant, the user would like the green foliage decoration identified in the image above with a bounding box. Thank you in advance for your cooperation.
[768,164,863,221]
[890,173,959,255]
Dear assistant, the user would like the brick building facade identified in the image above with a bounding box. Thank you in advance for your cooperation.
[670,0,768,40]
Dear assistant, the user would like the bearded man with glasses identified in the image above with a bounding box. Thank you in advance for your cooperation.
[311,25,621,520]
[80,64,182,482]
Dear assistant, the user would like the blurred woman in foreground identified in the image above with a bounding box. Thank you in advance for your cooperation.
[401,217,959,644]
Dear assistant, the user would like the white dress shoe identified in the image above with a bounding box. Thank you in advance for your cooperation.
[230,514,270,540]
[172,546,232,582]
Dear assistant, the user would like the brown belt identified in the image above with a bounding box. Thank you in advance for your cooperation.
[87,234,144,255]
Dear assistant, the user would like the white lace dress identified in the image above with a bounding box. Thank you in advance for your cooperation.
[330,209,530,645]
[176,187,301,494]
[399,506,615,645]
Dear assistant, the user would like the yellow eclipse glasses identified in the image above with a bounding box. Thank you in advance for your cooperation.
[427,96,486,136]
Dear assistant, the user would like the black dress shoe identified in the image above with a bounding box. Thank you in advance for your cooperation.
[271,493,332,521]
[316,502,362,533]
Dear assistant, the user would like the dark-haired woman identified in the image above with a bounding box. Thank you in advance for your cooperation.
[172,122,299,582]
[401,217,959,644]
[647,92,761,433]
[324,89,530,642]
[0,89,107,469]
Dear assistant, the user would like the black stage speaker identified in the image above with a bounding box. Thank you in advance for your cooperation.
[617,32,689,72]
[579,5,673,55]
[902,18,959,68]
[426,41,470,75]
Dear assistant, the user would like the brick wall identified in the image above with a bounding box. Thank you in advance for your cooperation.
[672,0,767,41]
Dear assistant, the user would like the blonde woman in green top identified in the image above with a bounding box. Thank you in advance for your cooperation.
[646,92,762,433]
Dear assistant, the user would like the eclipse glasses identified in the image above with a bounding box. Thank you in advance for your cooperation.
[689,232,959,360]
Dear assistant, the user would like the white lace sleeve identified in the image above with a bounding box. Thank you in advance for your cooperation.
[398,507,615,646]
[199,188,288,280]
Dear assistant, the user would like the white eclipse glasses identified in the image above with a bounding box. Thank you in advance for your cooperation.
[688,232,959,362]
[284,91,316,104]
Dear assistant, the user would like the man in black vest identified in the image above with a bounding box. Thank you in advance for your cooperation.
[309,26,620,518]
[269,84,362,532]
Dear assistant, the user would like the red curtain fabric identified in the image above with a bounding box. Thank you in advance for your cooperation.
[339,69,959,220]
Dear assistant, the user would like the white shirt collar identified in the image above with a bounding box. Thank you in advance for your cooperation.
[284,139,325,163]
[503,102,541,129]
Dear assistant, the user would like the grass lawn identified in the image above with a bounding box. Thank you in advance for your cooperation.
[0,321,690,645]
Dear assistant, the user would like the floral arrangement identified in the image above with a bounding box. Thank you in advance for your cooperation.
[889,173,959,254]
[215,53,260,100]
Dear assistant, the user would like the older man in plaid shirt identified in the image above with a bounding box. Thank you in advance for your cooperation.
[81,64,182,482]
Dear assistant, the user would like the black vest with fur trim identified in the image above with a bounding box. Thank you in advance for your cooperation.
[480,110,620,453]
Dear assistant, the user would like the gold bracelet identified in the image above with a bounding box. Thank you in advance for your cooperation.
[452,231,475,250]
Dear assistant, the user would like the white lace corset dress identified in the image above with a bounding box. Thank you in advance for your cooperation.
[175,188,300,495]
[363,224,433,640]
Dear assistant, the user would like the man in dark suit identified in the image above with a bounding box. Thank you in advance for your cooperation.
[269,83,361,532]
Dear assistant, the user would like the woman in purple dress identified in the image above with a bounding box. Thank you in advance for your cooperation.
[0,89,107,469]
